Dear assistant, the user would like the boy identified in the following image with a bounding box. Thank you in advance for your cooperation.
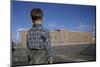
[26,8,53,64]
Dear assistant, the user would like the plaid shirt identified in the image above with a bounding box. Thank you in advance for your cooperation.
[26,24,53,59]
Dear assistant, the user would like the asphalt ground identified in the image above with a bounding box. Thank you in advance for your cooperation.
[11,44,96,66]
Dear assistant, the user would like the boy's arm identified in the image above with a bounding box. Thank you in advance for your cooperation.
[43,30,53,63]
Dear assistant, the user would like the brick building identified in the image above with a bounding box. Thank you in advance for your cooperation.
[20,29,95,48]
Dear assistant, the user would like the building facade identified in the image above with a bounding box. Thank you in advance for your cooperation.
[21,31,27,48]
[20,29,95,48]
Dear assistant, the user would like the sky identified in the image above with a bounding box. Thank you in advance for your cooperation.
[12,1,96,42]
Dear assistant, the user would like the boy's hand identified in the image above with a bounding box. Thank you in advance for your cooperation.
[48,57,53,64]
[49,61,53,64]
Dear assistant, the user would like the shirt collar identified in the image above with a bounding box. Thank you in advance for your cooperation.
[32,23,43,29]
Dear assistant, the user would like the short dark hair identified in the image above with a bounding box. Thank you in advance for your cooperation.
[31,8,43,22]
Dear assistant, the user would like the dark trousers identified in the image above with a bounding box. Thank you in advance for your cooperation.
[27,49,48,64]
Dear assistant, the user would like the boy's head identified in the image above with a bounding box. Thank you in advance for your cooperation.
[31,8,43,24]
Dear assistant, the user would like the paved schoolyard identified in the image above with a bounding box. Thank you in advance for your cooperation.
[12,44,96,66]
